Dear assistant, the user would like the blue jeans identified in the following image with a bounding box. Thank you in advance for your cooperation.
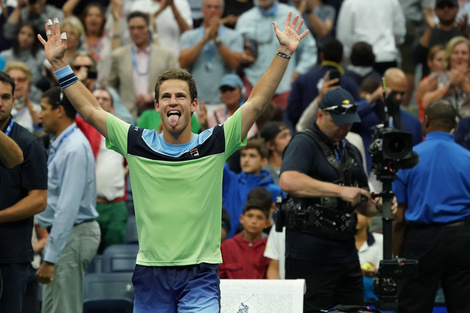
[133,263,220,313]
[0,263,36,313]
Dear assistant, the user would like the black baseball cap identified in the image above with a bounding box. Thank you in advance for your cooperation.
[319,88,361,125]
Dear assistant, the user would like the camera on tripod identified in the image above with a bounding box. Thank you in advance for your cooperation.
[368,126,418,181]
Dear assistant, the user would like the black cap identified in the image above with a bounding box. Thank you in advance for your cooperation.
[319,88,361,125]
[435,0,458,7]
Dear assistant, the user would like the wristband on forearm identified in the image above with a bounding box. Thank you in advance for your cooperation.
[55,65,79,89]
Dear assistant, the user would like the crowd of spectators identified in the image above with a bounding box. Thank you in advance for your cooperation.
[2,0,470,312]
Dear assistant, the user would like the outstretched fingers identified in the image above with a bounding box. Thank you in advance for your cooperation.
[290,15,299,30]
[284,11,292,28]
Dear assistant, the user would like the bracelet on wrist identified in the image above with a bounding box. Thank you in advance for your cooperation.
[276,51,292,60]
[55,65,79,89]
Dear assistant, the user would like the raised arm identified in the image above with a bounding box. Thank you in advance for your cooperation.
[240,12,309,139]
[38,18,109,139]
[0,131,23,168]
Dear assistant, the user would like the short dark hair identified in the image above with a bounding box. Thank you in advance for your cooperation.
[42,87,77,120]
[425,99,458,130]
[242,199,270,219]
[323,39,343,63]
[0,72,15,97]
[240,138,268,159]
[247,187,273,213]
[350,42,376,66]
[154,69,197,102]
[127,11,150,26]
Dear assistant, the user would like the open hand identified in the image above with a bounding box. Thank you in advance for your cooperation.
[273,12,309,56]
[37,18,68,70]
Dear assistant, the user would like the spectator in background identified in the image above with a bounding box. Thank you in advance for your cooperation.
[420,36,470,118]
[0,72,47,313]
[36,87,100,313]
[59,16,86,64]
[260,121,291,185]
[223,138,283,239]
[2,0,63,41]
[398,0,434,108]
[287,38,359,127]
[393,100,470,313]
[4,62,42,133]
[336,0,405,75]
[219,199,271,279]
[179,0,243,104]
[66,2,120,84]
[416,44,446,122]
[91,88,127,253]
[197,73,257,137]
[291,0,335,54]
[413,0,462,79]
[343,41,382,88]
[1,22,46,85]
[355,212,383,302]
[221,0,254,28]
[352,68,423,173]
[107,11,179,120]
[236,0,317,109]
[129,0,193,54]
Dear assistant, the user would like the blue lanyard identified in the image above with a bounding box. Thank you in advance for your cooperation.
[333,140,346,163]
[4,118,14,137]
[131,45,150,76]
[47,126,76,166]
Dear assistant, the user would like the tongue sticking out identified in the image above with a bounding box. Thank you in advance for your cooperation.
[168,114,180,128]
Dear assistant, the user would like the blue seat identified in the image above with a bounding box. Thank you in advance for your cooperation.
[83,272,134,313]
[102,244,139,273]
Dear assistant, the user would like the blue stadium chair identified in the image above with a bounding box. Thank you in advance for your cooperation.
[83,272,134,313]
[102,244,139,273]
[86,254,103,274]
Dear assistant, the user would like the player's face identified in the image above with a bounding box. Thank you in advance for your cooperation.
[240,148,265,175]
[156,79,197,135]
[0,82,15,126]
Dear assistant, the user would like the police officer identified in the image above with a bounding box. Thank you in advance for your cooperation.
[279,88,377,313]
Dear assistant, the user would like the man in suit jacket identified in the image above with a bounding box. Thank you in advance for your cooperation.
[107,11,180,120]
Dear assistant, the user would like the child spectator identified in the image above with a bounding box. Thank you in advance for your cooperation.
[219,199,271,279]
[223,138,282,239]
[355,212,383,302]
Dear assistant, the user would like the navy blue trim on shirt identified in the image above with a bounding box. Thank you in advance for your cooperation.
[127,125,226,162]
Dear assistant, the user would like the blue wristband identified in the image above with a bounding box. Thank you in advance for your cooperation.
[276,51,292,60]
[55,65,78,89]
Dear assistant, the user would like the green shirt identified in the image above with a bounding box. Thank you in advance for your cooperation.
[106,109,246,266]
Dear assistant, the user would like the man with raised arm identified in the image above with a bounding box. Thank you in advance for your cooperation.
[38,13,308,312]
